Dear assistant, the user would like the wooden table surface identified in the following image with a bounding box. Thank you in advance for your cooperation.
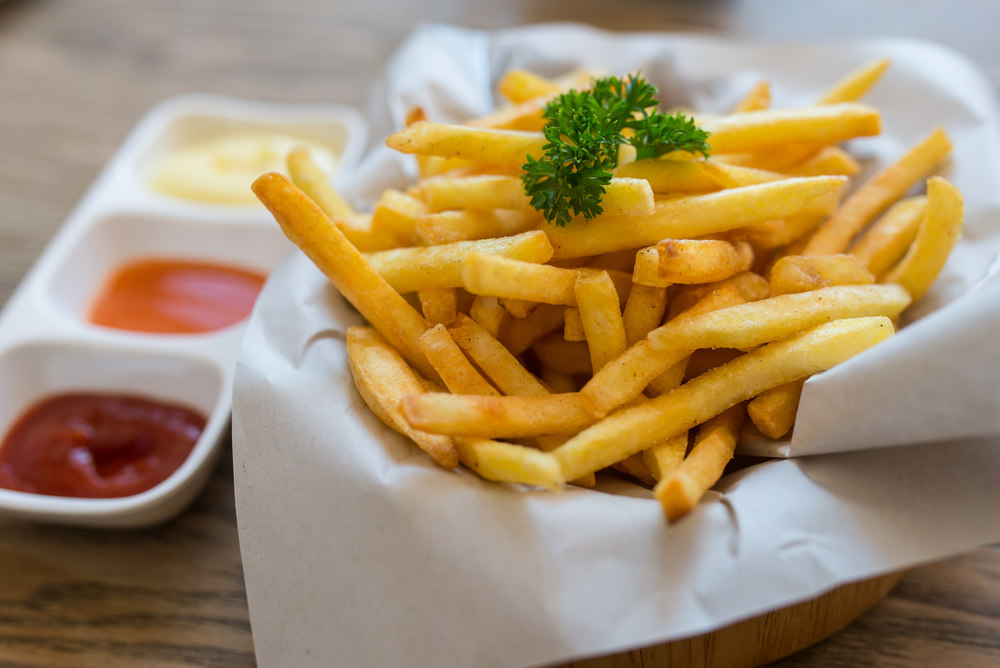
[1,1,998,666]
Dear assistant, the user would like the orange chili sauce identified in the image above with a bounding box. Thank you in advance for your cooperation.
[0,394,206,498]
[89,258,267,334]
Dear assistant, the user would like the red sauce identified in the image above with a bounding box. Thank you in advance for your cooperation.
[89,258,267,334]
[0,394,206,498]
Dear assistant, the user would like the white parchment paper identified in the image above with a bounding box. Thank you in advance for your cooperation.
[233,24,1000,668]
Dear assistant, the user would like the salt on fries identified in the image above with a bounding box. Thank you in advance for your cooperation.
[253,56,964,522]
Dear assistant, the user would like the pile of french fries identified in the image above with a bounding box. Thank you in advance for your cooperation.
[252,58,964,522]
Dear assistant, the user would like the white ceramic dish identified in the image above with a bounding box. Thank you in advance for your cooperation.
[0,94,367,527]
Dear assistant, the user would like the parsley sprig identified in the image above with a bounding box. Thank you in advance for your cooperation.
[522,74,711,227]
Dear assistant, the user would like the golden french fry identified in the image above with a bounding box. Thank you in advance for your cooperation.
[462,253,631,307]
[414,209,539,246]
[498,304,566,355]
[622,285,668,347]
[533,334,593,375]
[849,196,927,277]
[613,453,658,486]
[419,325,499,397]
[347,327,456,468]
[400,392,595,439]
[469,296,510,338]
[555,316,894,481]
[708,163,787,187]
[648,283,910,352]
[804,128,952,255]
[700,104,881,153]
[333,213,400,252]
[253,172,437,380]
[644,359,690,398]
[682,349,747,382]
[418,289,458,326]
[748,378,805,439]
[497,69,561,103]
[466,95,553,132]
[371,189,427,245]
[455,438,564,489]
[657,239,754,284]
[769,254,875,296]
[386,121,546,168]
[817,57,891,105]
[613,160,729,193]
[575,271,628,373]
[653,404,747,522]
[732,81,771,113]
[725,190,840,251]
[782,146,861,177]
[366,230,553,293]
[499,298,539,319]
[642,432,689,482]
[563,307,586,341]
[579,286,746,418]
[666,271,771,320]
[449,314,548,397]
[423,175,653,217]
[883,177,964,301]
[713,143,823,172]
[546,176,847,260]
[287,145,355,218]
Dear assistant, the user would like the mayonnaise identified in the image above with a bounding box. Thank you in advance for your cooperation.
[148,132,338,205]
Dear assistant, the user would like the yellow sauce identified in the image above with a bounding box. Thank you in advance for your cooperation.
[148,132,338,205]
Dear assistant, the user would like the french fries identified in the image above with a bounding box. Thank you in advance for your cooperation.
[257,59,966,523]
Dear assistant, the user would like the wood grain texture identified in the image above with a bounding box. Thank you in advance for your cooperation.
[0,1,999,666]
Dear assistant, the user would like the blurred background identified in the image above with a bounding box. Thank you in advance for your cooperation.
[0,1,997,666]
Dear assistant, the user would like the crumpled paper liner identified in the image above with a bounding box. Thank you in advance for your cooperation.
[233,23,1000,668]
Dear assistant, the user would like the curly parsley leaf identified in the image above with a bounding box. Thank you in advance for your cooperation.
[521,73,711,226]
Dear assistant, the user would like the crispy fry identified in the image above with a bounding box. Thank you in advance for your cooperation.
[849,196,927,276]
[563,307,586,341]
[817,57,891,105]
[732,81,771,113]
[545,176,847,260]
[713,143,823,172]
[333,213,400,252]
[700,104,880,153]
[653,404,747,522]
[499,298,538,319]
[613,160,729,193]
[253,172,437,379]
[649,283,910,351]
[614,453,657,486]
[469,296,510,338]
[366,230,553,293]
[347,327,456,468]
[418,289,458,326]
[575,271,628,373]
[666,271,771,320]
[622,285,668,347]
[642,432,689,482]
[414,209,539,245]
[769,254,875,296]
[286,145,355,218]
[401,392,595,439]
[883,177,964,301]
[423,175,653,217]
[462,253,631,307]
[579,286,746,418]
[499,304,566,355]
[419,325,499,397]
[555,317,894,480]
[386,122,546,168]
[782,146,861,177]
[455,438,564,489]
[804,128,952,255]
[371,189,427,245]
[449,314,547,397]
[656,239,754,284]
[748,379,805,439]
[498,69,561,103]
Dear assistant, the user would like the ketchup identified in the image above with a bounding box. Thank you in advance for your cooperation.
[89,258,266,334]
[0,394,206,498]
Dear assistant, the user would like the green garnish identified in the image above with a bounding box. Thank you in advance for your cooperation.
[521,73,712,227]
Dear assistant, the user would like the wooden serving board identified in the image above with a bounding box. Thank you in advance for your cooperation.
[556,572,905,668]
